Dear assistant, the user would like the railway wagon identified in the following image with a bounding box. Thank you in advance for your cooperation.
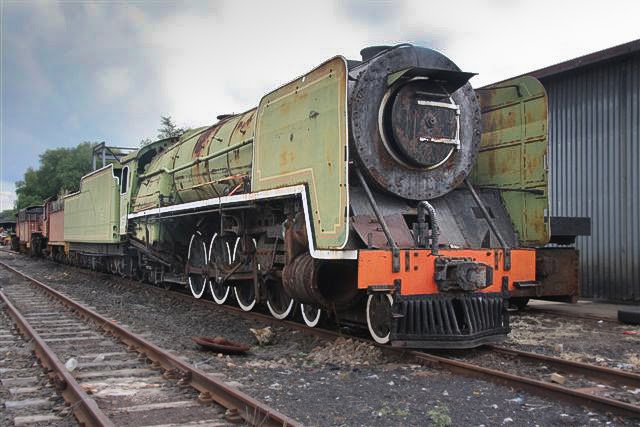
[43,196,66,261]
[47,44,557,348]
[13,205,45,255]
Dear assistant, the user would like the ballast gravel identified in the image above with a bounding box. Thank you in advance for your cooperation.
[0,250,637,426]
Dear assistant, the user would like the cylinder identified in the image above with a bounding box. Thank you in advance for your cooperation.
[282,253,359,309]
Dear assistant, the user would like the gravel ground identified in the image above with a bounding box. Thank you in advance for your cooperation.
[1,250,638,426]
[506,311,640,372]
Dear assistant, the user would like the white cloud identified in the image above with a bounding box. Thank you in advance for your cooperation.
[137,1,373,127]
[395,0,640,86]
[124,0,640,129]
[96,67,133,100]
[3,0,640,153]
[0,181,16,211]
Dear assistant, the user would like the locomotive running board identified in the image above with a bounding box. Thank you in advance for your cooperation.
[127,185,358,261]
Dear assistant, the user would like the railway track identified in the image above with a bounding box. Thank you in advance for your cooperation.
[0,307,74,426]
[0,260,298,427]
[2,253,640,421]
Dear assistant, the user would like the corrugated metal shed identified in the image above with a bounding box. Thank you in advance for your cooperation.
[526,40,640,301]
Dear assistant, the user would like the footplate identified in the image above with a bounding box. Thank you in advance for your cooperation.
[390,293,509,349]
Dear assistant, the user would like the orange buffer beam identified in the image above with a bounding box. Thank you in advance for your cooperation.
[357,248,536,296]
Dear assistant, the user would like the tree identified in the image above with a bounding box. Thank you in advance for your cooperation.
[15,142,94,209]
[140,115,185,146]
[158,115,184,139]
[0,208,16,221]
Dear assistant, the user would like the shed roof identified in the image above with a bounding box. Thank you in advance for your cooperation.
[528,39,640,80]
[487,39,640,87]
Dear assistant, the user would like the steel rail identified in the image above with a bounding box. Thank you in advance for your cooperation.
[522,307,618,323]
[0,291,114,427]
[0,261,299,427]
[174,286,640,418]
[409,351,640,418]
[488,345,640,389]
[2,254,639,419]
[148,284,640,418]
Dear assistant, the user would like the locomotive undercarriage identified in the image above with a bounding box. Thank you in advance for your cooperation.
[180,199,363,328]
[38,189,514,349]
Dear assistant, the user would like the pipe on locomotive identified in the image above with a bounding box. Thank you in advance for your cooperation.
[416,201,439,254]
[139,138,254,180]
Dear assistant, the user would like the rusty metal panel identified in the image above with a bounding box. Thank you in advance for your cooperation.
[511,248,579,302]
[473,76,550,246]
[253,56,349,250]
[351,214,414,249]
[542,52,640,301]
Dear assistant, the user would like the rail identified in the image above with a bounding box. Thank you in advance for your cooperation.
[0,291,114,426]
[0,260,299,427]
[3,252,640,420]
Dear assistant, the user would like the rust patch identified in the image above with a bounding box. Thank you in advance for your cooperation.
[192,126,219,186]
[192,336,250,354]
[279,150,295,168]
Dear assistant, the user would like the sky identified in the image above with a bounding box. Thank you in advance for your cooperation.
[1,0,639,210]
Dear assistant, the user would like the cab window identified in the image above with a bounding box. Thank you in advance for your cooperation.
[120,166,129,194]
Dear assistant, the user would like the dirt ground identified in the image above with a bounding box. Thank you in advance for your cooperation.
[1,250,639,426]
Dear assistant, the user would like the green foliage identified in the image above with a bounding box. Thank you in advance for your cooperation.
[427,405,452,427]
[0,208,16,221]
[158,115,184,138]
[140,115,186,146]
[15,142,94,209]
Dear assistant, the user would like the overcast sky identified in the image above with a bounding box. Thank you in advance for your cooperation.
[1,0,639,210]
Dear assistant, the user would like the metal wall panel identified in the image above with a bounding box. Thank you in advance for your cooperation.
[542,53,640,301]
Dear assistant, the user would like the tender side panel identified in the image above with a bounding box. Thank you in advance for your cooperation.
[64,165,121,243]
[357,249,536,296]
[473,76,550,246]
[252,56,349,250]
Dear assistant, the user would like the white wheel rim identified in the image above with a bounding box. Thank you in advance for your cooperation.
[188,232,207,299]
[231,237,258,311]
[366,294,393,344]
[267,297,294,320]
[207,233,230,304]
[235,286,256,311]
[300,303,321,327]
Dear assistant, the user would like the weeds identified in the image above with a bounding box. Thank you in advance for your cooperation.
[427,405,452,427]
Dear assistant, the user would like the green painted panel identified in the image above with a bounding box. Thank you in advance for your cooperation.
[253,56,349,250]
[472,76,550,246]
[64,165,121,243]
[133,151,175,212]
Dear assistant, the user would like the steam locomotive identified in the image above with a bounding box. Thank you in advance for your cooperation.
[13,45,559,348]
